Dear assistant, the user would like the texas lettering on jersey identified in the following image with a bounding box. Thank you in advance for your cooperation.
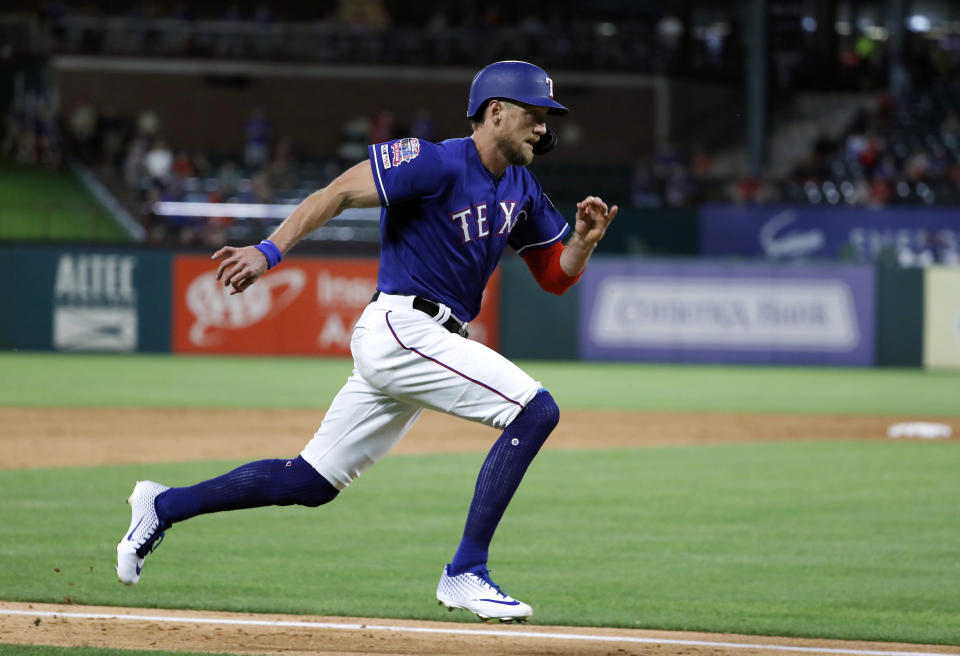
[368,136,569,322]
[449,201,526,243]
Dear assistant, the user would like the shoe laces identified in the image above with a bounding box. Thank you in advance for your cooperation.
[149,531,166,554]
[135,529,165,558]
[474,567,506,598]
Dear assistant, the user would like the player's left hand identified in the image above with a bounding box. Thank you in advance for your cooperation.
[574,196,618,247]
[212,245,269,295]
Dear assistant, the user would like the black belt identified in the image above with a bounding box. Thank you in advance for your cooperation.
[370,291,468,337]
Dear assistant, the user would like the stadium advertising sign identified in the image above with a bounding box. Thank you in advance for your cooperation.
[53,253,138,352]
[580,261,875,365]
[923,267,960,368]
[0,246,172,353]
[172,256,499,355]
[701,205,960,264]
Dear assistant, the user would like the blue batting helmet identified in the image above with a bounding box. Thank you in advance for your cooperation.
[466,61,568,119]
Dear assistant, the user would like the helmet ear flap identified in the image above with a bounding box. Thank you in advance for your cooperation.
[532,127,558,155]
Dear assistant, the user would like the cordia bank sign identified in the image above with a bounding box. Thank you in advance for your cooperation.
[580,261,875,365]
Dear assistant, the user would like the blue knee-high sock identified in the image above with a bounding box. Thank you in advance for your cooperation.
[449,389,560,576]
[154,455,338,527]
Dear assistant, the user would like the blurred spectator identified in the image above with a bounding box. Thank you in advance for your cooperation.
[731,175,760,204]
[137,109,160,139]
[203,186,234,247]
[2,96,31,162]
[2,88,61,167]
[32,96,61,167]
[651,141,681,179]
[868,174,893,206]
[905,149,930,182]
[123,136,148,189]
[655,15,683,58]
[630,159,662,208]
[191,150,212,179]
[754,175,782,204]
[858,136,883,173]
[215,159,242,197]
[67,97,97,159]
[369,109,395,144]
[99,104,126,166]
[410,108,436,142]
[265,137,298,196]
[171,150,195,179]
[663,162,696,207]
[143,138,173,185]
[243,107,271,170]
[690,147,713,180]
[340,0,390,30]
[250,170,274,203]
[337,114,370,166]
[941,111,960,137]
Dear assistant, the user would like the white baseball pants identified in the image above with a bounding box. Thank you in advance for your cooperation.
[300,292,542,489]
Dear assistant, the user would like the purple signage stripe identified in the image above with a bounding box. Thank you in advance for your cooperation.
[701,204,960,262]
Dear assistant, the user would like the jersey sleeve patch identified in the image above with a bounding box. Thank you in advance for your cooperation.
[368,138,442,208]
[391,138,421,167]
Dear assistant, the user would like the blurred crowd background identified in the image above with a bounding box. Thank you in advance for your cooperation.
[1,0,958,248]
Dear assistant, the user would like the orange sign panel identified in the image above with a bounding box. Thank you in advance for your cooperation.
[172,256,499,355]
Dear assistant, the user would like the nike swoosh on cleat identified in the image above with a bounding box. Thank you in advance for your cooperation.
[477,599,520,605]
[135,564,142,575]
[126,517,144,541]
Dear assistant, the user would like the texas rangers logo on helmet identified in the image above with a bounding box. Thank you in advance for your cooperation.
[392,138,421,167]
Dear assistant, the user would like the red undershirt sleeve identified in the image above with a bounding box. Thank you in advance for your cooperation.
[520,241,582,295]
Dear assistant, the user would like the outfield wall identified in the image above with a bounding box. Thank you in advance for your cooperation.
[0,245,499,357]
[0,244,944,368]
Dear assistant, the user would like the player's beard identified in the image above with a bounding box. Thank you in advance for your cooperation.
[497,134,534,167]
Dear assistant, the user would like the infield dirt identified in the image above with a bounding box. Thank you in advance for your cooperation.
[1,406,949,469]
[2,406,958,656]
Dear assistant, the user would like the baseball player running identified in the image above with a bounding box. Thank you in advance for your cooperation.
[116,60,617,623]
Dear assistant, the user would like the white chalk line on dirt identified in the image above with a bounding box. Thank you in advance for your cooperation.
[2,608,959,656]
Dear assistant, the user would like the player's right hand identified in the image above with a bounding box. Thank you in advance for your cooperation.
[212,245,268,295]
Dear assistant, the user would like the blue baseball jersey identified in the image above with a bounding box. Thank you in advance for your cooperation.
[367,136,569,322]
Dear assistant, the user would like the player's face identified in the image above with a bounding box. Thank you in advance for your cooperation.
[496,101,549,167]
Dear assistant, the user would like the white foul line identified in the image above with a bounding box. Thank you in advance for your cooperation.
[1,608,958,656]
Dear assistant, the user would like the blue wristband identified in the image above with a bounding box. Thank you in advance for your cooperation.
[255,239,282,269]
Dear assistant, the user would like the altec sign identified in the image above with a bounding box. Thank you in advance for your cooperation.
[53,254,138,352]
[172,256,499,355]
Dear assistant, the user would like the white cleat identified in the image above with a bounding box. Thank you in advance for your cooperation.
[436,564,532,623]
[116,480,170,585]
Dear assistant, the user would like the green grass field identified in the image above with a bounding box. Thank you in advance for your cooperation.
[1,353,959,648]
[0,159,128,242]
[1,352,958,415]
